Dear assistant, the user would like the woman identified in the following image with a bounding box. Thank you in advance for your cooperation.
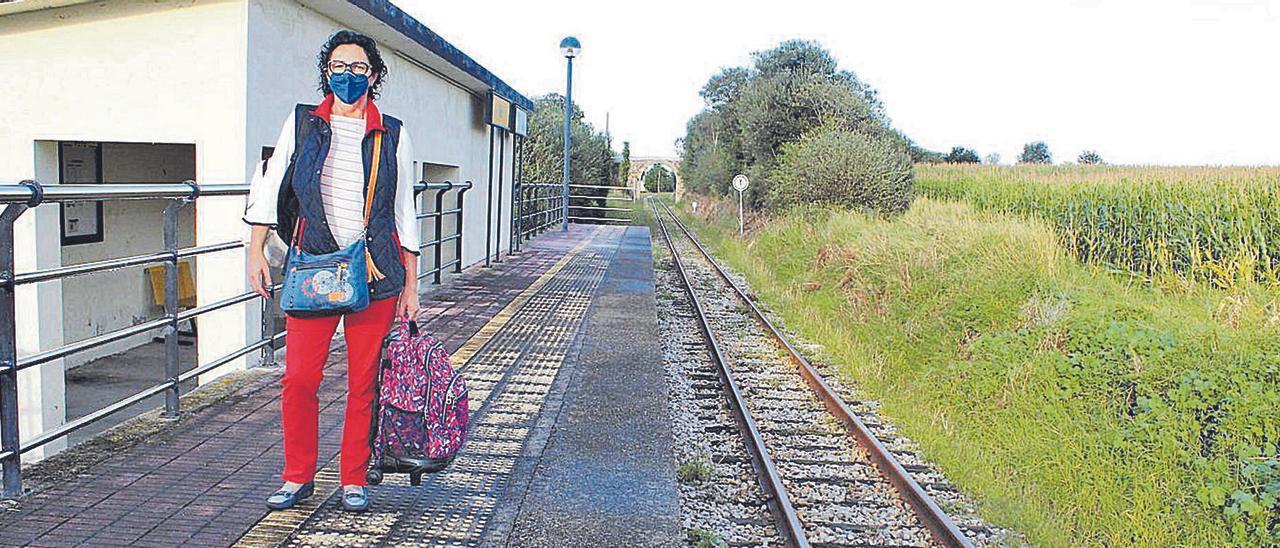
[242,30,421,513]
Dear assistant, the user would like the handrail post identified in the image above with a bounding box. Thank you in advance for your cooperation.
[485,128,494,268]
[161,198,185,419]
[1,202,29,498]
[520,185,529,242]
[433,183,448,285]
[542,185,550,235]
[260,294,276,368]
[511,138,521,253]
[455,182,470,274]
[495,132,505,263]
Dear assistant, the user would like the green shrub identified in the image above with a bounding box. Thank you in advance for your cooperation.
[767,129,914,215]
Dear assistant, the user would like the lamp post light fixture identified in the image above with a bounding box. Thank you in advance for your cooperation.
[559,36,580,231]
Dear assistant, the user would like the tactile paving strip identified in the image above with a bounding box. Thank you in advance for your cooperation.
[254,230,618,547]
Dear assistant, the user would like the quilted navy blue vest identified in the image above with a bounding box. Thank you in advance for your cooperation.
[275,102,407,301]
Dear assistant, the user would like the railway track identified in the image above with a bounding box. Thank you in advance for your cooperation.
[649,197,976,548]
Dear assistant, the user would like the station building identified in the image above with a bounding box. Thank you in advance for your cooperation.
[0,0,532,461]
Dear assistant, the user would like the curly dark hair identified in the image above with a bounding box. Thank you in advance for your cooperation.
[316,30,389,100]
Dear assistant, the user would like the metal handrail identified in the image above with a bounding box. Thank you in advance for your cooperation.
[7,240,243,288]
[567,182,636,192]
[0,181,463,205]
[568,194,634,201]
[512,176,640,234]
[568,216,630,224]
[516,181,566,242]
[0,177,472,498]
[557,180,636,226]
[569,205,632,213]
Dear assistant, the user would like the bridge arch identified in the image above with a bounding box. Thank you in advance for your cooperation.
[627,156,682,197]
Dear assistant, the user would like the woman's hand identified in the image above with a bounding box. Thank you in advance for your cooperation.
[248,249,272,299]
[247,226,274,299]
[397,283,420,320]
[397,249,420,320]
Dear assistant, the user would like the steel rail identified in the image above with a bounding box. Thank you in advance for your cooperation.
[654,198,973,548]
[648,199,810,548]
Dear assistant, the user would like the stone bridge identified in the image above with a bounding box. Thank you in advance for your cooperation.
[627,156,682,197]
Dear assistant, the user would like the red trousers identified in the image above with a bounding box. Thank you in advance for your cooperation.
[280,296,398,486]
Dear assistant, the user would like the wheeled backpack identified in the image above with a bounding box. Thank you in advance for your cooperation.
[366,320,469,486]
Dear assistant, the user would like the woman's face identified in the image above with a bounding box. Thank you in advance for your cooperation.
[326,43,377,98]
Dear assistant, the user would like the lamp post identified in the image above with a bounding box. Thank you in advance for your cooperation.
[559,36,580,231]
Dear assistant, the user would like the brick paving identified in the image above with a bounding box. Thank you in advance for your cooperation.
[0,226,592,548]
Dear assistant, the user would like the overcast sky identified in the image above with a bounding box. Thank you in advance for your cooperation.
[399,0,1278,165]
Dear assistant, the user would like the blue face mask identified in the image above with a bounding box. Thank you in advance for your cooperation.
[328,71,370,104]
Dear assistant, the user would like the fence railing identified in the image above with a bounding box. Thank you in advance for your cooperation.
[567,182,634,225]
[414,181,473,283]
[516,183,566,241]
[513,181,633,242]
[0,178,470,498]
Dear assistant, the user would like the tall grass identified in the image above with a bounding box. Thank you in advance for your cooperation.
[675,194,1280,546]
[917,165,1280,288]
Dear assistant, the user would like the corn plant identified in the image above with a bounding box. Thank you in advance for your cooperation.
[917,165,1280,288]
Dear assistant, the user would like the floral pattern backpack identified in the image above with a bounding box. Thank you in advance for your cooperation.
[366,320,469,486]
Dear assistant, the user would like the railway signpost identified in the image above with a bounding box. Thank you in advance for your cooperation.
[732,174,749,235]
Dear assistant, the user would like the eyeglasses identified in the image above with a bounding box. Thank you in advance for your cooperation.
[327,60,372,76]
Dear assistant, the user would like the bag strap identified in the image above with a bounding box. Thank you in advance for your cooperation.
[363,132,387,282]
[285,123,387,284]
[363,132,383,227]
[288,217,306,254]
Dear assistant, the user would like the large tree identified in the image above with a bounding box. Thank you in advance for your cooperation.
[945,146,981,164]
[1018,141,1053,164]
[617,141,631,185]
[519,94,614,219]
[680,39,909,210]
[1078,150,1103,165]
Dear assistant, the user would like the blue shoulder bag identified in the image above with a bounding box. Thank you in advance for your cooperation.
[279,132,387,317]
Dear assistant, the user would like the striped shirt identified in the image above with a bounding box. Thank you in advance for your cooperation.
[321,115,370,248]
[242,107,421,257]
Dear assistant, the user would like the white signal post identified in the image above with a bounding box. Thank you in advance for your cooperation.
[732,174,749,235]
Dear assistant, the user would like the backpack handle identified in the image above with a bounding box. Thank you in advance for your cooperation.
[407,319,420,338]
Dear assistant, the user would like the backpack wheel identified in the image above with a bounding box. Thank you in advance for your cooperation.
[410,472,422,486]
[366,468,383,485]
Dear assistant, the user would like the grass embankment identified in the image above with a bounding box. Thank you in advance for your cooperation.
[672,194,1280,546]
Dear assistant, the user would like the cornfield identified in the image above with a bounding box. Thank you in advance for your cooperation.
[917,165,1280,288]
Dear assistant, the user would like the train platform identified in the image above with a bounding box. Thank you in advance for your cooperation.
[0,224,680,547]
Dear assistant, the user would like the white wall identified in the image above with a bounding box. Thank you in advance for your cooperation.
[0,0,247,460]
[60,144,197,368]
